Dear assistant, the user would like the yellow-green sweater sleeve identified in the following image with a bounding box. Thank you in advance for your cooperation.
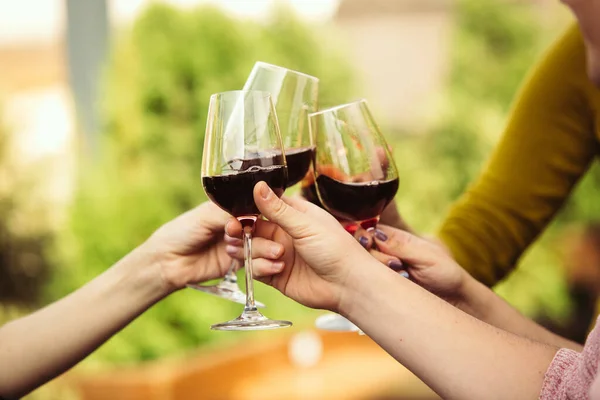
[438,25,598,286]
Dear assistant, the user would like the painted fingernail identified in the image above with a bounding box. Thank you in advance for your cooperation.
[399,270,410,279]
[374,229,388,241]
[258,182,271,200]
[388,260,404,271]
[359,236,369,248]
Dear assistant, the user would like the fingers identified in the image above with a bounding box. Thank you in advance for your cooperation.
[253,182,315,239]
[225,218,283,244]
[225,218,242,239]
[251,258,285,279]
[225,236,284,261]
[354,226,374,249]
[368,249,404,271]
[189,202,231,233]
[372,225,442,266]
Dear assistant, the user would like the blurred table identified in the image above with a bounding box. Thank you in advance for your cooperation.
[71,330,438,400]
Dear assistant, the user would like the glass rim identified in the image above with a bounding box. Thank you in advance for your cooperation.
[308,99,368,118]
[209,90,274,101]
[254,61,319,82]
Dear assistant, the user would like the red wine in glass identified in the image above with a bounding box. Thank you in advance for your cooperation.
[300,167,360,234]
[284,146,315,188]
[203,165,287,218]
[315,175,399,229]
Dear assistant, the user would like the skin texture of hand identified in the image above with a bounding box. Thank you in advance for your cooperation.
[143,201,278,293]
[370,225,469,305]
[225,181,372,312]
[365,225,582,351]
[353,222,452,273]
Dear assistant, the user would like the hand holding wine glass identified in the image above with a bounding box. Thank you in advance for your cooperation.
[225,182,372,312]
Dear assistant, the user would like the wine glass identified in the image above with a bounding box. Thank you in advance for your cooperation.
[309,99,399,333]
[191,62,318,305]
[244,61,319,188]
[201,90,292,331]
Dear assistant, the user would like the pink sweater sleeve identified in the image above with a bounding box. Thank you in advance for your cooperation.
[540,318,600,400]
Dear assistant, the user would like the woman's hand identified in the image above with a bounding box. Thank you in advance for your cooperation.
[368,225,471,305]
[225,181,373,312]
[141,202,280,294]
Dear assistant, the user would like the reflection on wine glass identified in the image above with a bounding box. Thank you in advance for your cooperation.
[201,90,292,331]
[309,99,399,334]
[244,61,319,188]
[192,63,318,305]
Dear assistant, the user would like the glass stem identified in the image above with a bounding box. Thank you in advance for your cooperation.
[223,260,238,283]
[361,216,380,232]
[243,225,257,311]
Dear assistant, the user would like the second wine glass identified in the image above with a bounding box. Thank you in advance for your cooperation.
[244,61,319,188]
[309,99,399,334]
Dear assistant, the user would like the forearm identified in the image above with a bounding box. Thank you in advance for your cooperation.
[0,245,168,399]
[458,277,582,351]
[340,262,557,400]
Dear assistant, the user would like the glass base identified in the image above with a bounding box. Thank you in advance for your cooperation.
[315,313,360,332]
[187,281,265,308]
[211,309,292,331]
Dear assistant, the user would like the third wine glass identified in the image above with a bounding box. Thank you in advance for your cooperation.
[310,99,399,333]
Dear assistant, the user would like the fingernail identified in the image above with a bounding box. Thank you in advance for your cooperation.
[272,261,284,272]
[388,260,404,271]
[359,236,369,248]
[259,182,271,200]
[271,244,282,258]
[374,229,388,241]
[225,245,238,255]
[399,270,410,279]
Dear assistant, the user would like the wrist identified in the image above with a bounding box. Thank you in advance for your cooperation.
[113,243,174,303]
[452,274,491,320]
[337,253,391,318]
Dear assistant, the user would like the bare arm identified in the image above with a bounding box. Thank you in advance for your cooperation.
[457,277,583,351]
[248,184,563,400]
[370,224,584,353]
[0,247,167,399]
[340,264,558,400]
[0,201,279,399]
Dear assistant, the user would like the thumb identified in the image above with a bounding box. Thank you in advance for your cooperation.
[253,181,312,239]
[181,202,229,233]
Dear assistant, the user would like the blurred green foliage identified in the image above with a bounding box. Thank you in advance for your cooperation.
[47,4,355,367]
